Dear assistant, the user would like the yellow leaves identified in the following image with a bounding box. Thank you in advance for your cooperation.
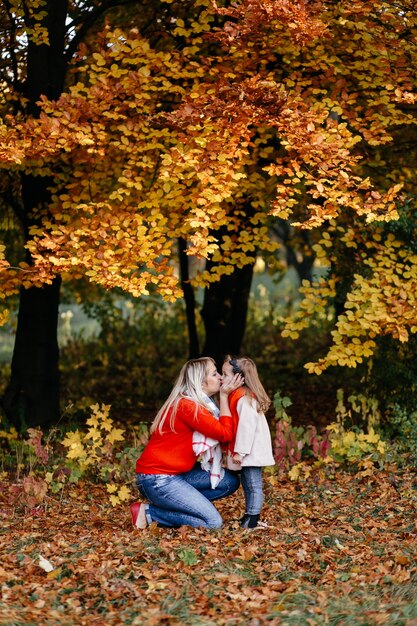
[107,484,131,507]
[92,53,106,67]
[2,0,415,313]
[394,89,416,104]
[138,66,151,78]
[327,420,387,464]
[107,428,125,444]
[58,403,140,507]
[288,463,313,481]
[283,212,417,375]
[75,133,95,146]
[62,431,85,461]
[62,404,125,468]
[304,361,324,376]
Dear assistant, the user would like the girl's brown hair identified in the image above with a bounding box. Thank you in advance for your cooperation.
[225,355,270,413]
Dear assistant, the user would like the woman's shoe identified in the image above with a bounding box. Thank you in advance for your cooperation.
[130,502,148,529]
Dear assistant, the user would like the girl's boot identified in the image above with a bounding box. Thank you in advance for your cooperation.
[240,513,260,529]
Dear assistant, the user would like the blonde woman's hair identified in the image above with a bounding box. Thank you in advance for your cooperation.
[150,357,217,434]
[224,355,271,413]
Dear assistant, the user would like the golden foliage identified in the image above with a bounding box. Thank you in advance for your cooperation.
[284,220,417,373]
[0,0,416,369]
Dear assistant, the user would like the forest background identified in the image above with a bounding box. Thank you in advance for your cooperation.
[1,1,417,624]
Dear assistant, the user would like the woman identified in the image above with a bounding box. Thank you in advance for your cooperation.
[130,357,243,530]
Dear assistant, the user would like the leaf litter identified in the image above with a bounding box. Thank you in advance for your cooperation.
[1,468,417,625]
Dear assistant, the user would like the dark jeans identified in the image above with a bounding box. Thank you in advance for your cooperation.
[241,466,263,515]
[136,463,240,528]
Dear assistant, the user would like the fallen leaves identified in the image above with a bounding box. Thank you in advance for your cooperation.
[1,469,417,624]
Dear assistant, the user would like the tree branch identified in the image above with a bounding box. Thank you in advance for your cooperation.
[64,0,142,63]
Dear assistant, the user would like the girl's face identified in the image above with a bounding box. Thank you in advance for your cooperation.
[222,361,234,378]
[202,364,222,396]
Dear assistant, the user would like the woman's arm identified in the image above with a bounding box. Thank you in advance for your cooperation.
[179,402,234,442]
[219,373,244,416]
[178,374,243,442]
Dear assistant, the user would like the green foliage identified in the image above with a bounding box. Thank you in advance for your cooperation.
[60,295,192,419]
[325,389,387,465]
[0,403,149,509]
[358,203,417,410]
[273,389,293,421]
[383,403,417,464]
[177,549,199,566]
[242,282,356,426]
[56,281,371,430]
[334,388,381,431]
[367,334,417,415]
[273,390,331,469]
[0,422,66,508]
[58,403,149,506]
[0,424,54,480]
[272,388,388,479]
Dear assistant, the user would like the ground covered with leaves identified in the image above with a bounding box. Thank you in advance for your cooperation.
[1,468,417,626]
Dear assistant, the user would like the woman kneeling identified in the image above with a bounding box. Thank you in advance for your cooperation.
[131,357,242,530]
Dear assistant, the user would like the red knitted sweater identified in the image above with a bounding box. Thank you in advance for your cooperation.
[135,397,234,475]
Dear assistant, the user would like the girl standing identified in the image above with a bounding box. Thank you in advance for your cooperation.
[222,356,275,529]
[131,357,243,530]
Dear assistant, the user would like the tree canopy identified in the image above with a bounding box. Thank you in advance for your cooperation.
[0,0,416,381]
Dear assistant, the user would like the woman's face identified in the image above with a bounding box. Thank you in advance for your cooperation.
[202,364,222,396]
[222,361,234,378]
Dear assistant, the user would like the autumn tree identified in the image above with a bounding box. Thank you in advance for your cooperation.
[2,0,416,428]
[169,0,417,386]
[0,0,172,429]
[2,1,289,380]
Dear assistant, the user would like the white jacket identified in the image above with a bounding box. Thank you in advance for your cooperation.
[227,395,275,469]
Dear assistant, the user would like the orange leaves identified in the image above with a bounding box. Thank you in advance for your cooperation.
[1,0,416,322]
[213,0,326,47]
[2,466,417,624]
[186,0,417,233]
[0,245,23,326]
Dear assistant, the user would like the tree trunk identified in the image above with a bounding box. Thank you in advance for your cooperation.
[3,277,61,430]
[273,221,315,284]
[178,238,200,358]
[201,262,254,367]
[2,0,69,429]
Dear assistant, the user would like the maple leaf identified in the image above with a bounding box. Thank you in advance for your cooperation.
[106,428,125,444]
[62,431,85,459]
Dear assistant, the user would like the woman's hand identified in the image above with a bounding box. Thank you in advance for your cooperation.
[220,373,244,395]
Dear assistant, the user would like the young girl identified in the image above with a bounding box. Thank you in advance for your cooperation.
[222,355,275,529]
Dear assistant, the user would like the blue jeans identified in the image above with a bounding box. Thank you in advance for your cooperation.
[241,466,263,515]
[136,463,240,529]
